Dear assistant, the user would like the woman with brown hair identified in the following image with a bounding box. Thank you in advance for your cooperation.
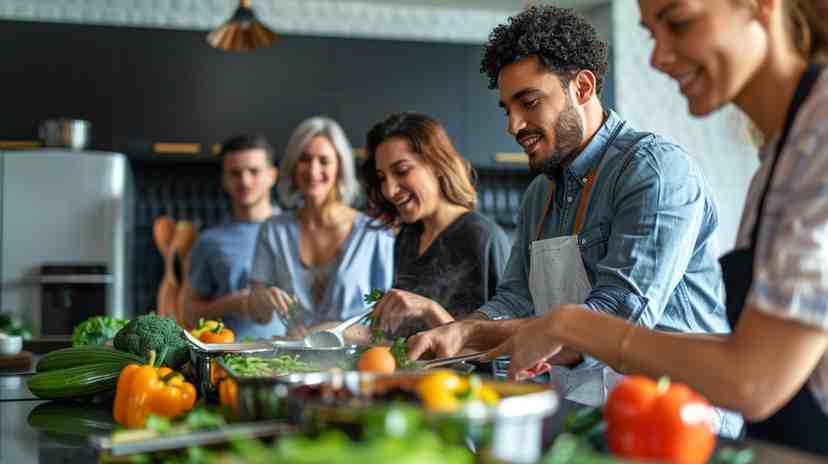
[362,112,511,338]
[488,0,828,454]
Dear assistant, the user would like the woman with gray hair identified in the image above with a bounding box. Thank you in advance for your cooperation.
[247,116,394,333]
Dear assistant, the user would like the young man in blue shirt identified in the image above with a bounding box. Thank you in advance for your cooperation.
[407,7,737,434]
[181,134,283,339]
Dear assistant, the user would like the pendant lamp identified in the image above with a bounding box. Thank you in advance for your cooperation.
[206,0,278,52]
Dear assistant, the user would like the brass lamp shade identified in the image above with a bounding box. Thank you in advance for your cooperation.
[206,0,278,52]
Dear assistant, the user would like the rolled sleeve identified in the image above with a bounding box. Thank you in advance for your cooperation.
[583,142,706,328]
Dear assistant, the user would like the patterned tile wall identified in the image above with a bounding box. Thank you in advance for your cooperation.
[131,161,532,313]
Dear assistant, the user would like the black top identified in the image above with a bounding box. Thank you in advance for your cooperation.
[392,211,511,338]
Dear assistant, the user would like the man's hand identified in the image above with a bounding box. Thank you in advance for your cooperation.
[374,289,453,333]
[484,312,563,381]
[407,321,473,360]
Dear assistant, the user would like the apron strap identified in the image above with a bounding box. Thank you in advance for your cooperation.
[573,162,601,235]
[748,64,824,248]
[535,183,556,242]
[533,118,626,242]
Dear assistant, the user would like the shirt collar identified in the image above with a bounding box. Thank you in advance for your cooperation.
[565,109,624,186]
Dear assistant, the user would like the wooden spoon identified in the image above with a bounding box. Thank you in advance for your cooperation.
[172,221,198,326]
[153,216,178,319]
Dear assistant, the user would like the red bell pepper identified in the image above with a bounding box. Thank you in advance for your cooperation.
[605,376,716,464]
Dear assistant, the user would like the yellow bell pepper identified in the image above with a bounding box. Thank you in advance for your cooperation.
[190,319,220,339]
[416,371,500,412]
[112,350,197,428]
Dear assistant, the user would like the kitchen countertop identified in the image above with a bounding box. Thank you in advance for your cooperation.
[1,369,826,464]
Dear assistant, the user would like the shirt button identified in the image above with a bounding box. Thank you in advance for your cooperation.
[567,196,573,203]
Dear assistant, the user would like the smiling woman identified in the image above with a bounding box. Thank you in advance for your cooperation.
[485,0,828,456]
[247,116,395,334]
[361,112,511,338]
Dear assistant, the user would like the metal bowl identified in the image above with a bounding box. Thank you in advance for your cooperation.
[38,119,90,150]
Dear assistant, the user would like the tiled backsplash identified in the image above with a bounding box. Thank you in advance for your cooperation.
[130,161,534,314]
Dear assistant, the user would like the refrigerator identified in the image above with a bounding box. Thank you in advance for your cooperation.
[0,149,133,337]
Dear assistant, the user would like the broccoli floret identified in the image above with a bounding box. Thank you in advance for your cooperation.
[113,314,189,368]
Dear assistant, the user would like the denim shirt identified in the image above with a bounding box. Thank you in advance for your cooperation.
[480,110,729,335]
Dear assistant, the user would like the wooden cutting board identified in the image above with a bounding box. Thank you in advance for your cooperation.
[0,351,33,371]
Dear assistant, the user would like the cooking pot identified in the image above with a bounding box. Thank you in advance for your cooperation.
[39,119,91,150]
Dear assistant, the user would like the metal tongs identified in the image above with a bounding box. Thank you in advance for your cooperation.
[181,329,305,353]
[415,351,489,369]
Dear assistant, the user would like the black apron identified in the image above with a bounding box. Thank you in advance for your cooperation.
[718,64,828,456]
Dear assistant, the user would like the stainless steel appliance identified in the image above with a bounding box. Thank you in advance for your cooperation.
[0,149,132,337]
[39,262,111,336]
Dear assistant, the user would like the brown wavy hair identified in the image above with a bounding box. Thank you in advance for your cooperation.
[363,112,478,227]
[738,0,827,61]
[784,0,827,62]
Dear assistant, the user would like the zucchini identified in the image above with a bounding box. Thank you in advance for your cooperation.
[27,401,117,436]
[27,362,128,399]
[36,346,143,372]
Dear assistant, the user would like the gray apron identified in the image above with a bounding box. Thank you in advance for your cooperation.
[528,121,625,406]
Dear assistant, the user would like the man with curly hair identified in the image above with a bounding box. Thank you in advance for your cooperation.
[408,5,735,428]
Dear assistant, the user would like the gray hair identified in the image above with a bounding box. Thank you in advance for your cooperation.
[277,116,359,208]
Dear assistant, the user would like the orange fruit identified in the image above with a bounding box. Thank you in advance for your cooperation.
[357,346,396,374]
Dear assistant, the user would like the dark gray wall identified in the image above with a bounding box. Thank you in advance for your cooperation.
[0,19,615,168]
[0,20,520,167]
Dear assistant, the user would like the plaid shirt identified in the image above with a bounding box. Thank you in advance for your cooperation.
[737,72,828,414]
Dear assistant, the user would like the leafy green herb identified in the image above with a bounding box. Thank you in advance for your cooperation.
[541,433,616,464]
[564,407,603,436]
[184,407,226,430]
[361,289,386,343]
[109,407,224,464]
[390,338,415,369]
[0,312,32,340]
[362,288,386,305]
[221,354,318,377]
[71,316,129,347]
[710,447,754,464]
[144,415,172,433]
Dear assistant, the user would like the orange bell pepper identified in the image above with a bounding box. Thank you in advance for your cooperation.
[198,321,234,344]
[112,350,197,428]
[605,376,716,464]
[218,378,239,418]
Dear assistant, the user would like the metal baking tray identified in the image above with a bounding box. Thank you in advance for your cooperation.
[212,347,479,419]
[210,346,361,420]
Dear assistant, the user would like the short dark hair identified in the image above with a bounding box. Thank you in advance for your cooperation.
[218,134,275,166]
[480,5,609,93]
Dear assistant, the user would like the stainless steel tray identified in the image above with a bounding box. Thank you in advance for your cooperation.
[185,328,361,398]
[210,345,364,419]
[91,420,293,456]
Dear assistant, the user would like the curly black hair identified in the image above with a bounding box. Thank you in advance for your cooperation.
[480,5,608,93]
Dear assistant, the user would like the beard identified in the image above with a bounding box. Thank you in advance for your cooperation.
[526,92,584,178]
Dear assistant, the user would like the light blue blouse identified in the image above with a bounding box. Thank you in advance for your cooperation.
[249,211,395,334]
